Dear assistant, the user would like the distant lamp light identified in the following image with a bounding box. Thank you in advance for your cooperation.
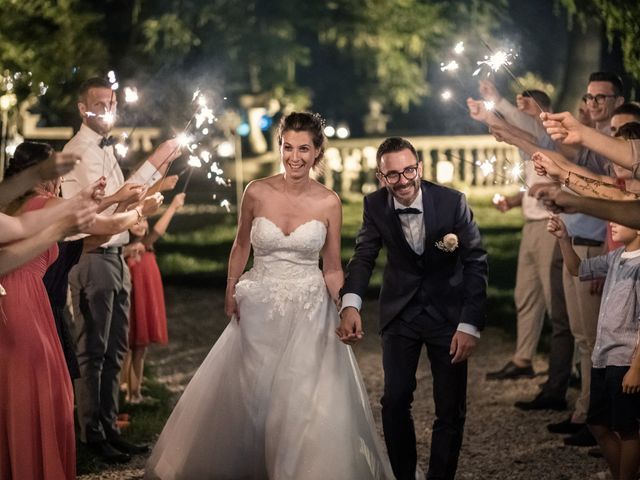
[436,160,455,184]
[324,125,336,138]
[217,141,235,158]
[336,124,350,139]
[236,123,250,137]
[259,115,272,131]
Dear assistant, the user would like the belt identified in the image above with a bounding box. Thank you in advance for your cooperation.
[571,236,603,247]
[88,246,123,255]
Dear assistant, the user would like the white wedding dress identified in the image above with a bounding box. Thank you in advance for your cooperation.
[146,216,394,480]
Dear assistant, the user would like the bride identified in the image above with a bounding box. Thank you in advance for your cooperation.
[145,112,394,479]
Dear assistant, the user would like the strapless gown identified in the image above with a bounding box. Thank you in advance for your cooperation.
[146,216,394,479]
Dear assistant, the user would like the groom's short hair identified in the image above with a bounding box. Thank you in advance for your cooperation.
[376,137,419,167]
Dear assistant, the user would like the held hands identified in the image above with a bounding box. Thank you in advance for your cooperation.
[335,307,364,345]
[38,152,81,181]
[449,330,477,363]
[622,367,640,394]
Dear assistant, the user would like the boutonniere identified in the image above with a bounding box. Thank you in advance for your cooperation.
[435,233,458,253]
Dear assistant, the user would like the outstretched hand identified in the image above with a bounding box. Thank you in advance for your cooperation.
[449,331,477,363]
[540,111,584,145]
[528,183,576,214]
[336,307,364,345]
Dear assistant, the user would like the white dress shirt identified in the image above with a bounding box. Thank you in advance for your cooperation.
[61,123,161,247]
[342,189,480,338]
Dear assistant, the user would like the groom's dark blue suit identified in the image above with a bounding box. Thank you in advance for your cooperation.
[343,180,488,480]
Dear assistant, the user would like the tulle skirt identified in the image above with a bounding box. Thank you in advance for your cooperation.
[145,271,393,479]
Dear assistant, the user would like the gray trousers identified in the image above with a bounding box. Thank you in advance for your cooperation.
[69,251,131,443]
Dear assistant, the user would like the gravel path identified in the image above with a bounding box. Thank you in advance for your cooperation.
[79,286,604,479]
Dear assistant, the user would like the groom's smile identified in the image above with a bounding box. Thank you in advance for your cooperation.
[378,148,422,206]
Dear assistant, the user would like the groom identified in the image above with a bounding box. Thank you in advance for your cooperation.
[338,137,488,480]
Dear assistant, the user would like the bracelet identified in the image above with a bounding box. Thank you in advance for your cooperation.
[227,276,239,282]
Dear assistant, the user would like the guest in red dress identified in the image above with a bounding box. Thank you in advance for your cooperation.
[122,192,185,403]
[0,142,99,480]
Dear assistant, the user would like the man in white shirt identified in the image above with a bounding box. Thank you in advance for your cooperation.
[338,137,488,480]
[61,77,180,463]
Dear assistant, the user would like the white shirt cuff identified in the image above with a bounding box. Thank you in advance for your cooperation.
[340,293,362,314]
[457,322,481,339]
[128,160,160,186]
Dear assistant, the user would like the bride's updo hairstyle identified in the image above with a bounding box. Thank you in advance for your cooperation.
[277,112,326,168]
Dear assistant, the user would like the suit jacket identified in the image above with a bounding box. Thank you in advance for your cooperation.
[342,180,488,333]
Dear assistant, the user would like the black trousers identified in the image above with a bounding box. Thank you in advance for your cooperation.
[381,315,467,480]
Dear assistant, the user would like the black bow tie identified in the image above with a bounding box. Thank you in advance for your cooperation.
[395,207,422,215]
[99,136,116,148]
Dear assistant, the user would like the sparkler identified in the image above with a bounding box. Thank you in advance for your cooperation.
[472,50,516,77]
[440,61,459,72]
[454,41,465,55]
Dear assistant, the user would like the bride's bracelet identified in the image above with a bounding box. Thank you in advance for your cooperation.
[227,276,239,284]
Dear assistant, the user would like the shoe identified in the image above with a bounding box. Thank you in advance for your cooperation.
[84,441,131,464]
[107,435,150,455]
[588,447,603,458]
[547,417,585,434]
[486,361,535,380]
[563,426,597,447]
[514,393,567,411]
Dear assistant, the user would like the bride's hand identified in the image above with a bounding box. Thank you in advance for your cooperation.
[224,282,239,321]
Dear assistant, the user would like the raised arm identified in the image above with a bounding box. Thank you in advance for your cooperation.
[542,111,636,170]
[0,152,80,207]
[0,201,97,276]
[321,192,344,303]
[144,192,185,248]
[224,182,257,320]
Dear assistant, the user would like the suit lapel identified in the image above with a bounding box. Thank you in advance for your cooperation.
[421,181,438,252]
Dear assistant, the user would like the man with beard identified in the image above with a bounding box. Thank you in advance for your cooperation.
[338,137,488,480]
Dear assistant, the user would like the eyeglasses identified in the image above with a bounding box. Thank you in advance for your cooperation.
[581,93,618,105]
[377,164,419,184]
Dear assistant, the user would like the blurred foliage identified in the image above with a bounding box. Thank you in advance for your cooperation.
[509,72,556,100]
[0,0,107,121]
[0,0,509,127]
[558,0,640,81]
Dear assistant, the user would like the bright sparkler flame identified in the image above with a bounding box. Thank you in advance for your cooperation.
[176,133,194,148]
[195,105,214,128]
[440,60,459,72]
[440,90,453,101]
[192,89,201,102]
[197,95,207,107]
[115,143,129,157]
[492,193,505,205]
[483,100,495,111]
[454,41,465,55]
[188,155,202,168]
[200,150,212,163]
[473,49,516,76]
[220,199,231,212]
[101,110,115,125]
[510,163,523,180]
[476,155,496,177]
[124,87,138,103]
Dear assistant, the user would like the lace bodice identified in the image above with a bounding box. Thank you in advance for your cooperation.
[235,216,328,318]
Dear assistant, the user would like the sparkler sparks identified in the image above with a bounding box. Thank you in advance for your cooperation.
[473,50,517,77]
[440,60,459,72]
[124,87,139,103]
[476,155,497,177]
[483,100,495,111]
[441,90,453,101]
[454,42,464,55]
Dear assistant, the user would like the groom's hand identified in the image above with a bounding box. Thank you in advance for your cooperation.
[449,331,477,363]
[336,307,364,345]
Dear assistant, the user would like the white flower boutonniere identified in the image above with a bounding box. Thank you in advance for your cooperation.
[435,233,459,253]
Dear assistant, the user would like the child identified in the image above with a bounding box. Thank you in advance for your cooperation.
[122,192,185,404]
[548,214,640,480]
